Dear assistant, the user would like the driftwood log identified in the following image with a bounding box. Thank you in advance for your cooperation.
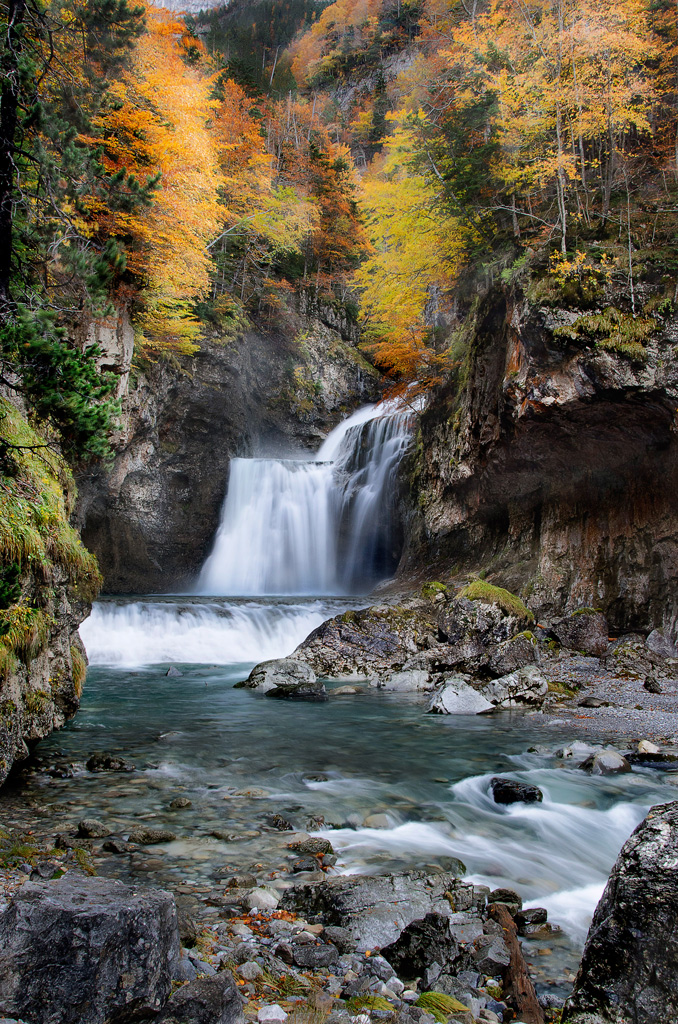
[488,903,545,1024]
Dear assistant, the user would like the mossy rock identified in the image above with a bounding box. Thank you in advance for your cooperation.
[421,581,449,600]
[416,991,470,1021]
[458,581,534,623]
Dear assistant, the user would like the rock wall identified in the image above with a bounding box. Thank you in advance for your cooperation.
[0,567,90,787]
[0,401,98,785]
[75,307,381,594]
[401,291,678,635]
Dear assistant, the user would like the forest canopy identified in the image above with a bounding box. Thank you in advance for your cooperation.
[3,0,678,447]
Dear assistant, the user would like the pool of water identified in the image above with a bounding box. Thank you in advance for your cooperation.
[9,596,678,994]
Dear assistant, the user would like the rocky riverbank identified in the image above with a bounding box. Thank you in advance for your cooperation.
[239,583,678,745]
[3,799,678,1024]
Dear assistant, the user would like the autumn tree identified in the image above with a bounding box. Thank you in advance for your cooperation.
[0,0,146,457]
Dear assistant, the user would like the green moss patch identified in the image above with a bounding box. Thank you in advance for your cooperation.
[0,400,101,674]
[553,307,655,361]
[421,581,449,599]
[458,581,534,622]
[416,992,470,1021]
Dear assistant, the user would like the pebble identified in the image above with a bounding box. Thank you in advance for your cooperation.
[258,1005,288,1023]
[238,960,264,981]
[244,887,280,911]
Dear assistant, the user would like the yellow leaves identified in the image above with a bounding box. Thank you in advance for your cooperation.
[94,4,222,353]
[354,118,465,391]
[250,187,319,253]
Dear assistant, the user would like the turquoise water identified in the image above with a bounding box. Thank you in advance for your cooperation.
[12,594,678,995]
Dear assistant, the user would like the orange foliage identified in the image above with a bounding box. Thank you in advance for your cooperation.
[91,5,222,352]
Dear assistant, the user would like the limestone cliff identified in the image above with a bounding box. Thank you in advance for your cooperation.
[0,401,98,785]
[75,304,381,593]
[401,290,678,635]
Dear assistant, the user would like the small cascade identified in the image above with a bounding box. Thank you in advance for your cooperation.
[197,403,413,596]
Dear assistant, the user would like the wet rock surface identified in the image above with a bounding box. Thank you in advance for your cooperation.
[400,291,678,634]
[563,800,678,1024]
[489,778,543,805]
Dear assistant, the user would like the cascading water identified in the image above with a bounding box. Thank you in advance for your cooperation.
[197,403,413,596]
[81,403,413,666]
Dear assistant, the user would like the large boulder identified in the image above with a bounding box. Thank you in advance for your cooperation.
[478,665,548,708]
[550,610,609,657]
[0,875,181,1024]
[236,659,324,699]
[293,604,438,679]
[563,801,678,1024]
[279,870,484,951]
[427,677,495,715]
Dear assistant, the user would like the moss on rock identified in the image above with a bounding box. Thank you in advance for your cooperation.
[458,581,534,623]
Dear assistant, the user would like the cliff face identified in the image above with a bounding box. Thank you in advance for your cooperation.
[402,291,678,635]
[75,306,380,594]
[0,402,98,785]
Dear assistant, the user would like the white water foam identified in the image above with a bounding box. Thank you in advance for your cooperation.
[320,770,650,942]
[80,599,345,666]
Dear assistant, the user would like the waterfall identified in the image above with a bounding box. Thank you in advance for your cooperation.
[197,403,413,596]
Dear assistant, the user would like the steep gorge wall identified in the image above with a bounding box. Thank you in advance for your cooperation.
[0,402,98,785]
[76,306,381,593]
[400,291,678,635]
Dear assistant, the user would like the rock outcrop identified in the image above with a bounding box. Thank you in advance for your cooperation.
[279,870,485,951]
[76,307,380,593]
[0,400,98,786]
[0,875,182,1024]
[563,800,678,1024]
[401,290,678,635]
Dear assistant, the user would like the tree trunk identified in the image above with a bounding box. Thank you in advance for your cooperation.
[0,0,27,310]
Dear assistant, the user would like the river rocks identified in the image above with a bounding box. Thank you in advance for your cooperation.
[237,659,318,694]
[579,750,632,775]
[289,836,334,855]
[86,752,133,772]
[157,972,244,1024]
[267,678,327,701]
[487,632,538,676]
[489,777,543,804]
[244,887,280,911]
[487,887,522,915]
[128,827,178,844]
[279,870,484,951]
[380,913,460,979]
[645,627,678,658]
[563,801,678,1024]
[427,678,495,715]
[291,943,339,969]
[0,875,181,1024]
[77,818,111,838]
[478,665,548,708]
[549,610,609,657]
